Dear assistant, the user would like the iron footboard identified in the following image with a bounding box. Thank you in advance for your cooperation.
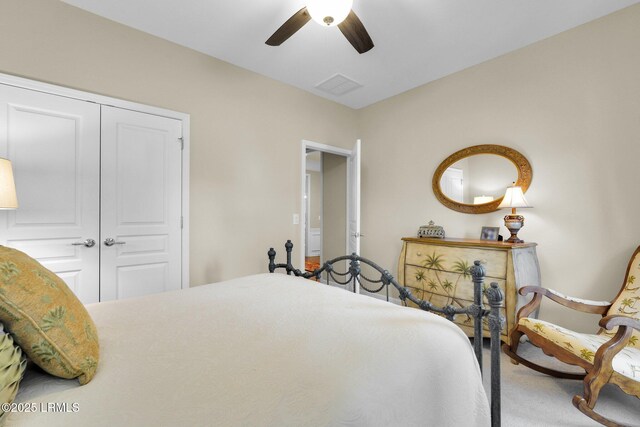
[268,240,503,427]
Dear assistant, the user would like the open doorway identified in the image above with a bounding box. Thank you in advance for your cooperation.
[304,151,322,272]
[300,140,361,284]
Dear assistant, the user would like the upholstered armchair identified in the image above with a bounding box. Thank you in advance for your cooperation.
[503,246,640,426]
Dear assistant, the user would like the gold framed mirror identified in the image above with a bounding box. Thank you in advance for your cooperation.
[432,145,532,214]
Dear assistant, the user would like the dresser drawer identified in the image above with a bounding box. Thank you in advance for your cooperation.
[404,264,506,308]
[404,286,508,336]
[404,242,508,279]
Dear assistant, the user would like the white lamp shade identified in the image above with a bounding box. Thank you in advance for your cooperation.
[0,158,18,209]
[307,0,353,26]
[498,185,530,209]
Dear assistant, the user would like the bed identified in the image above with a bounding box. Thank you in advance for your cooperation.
[5,244,500,427]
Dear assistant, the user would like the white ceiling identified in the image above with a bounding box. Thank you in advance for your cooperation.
[61,0,639,109]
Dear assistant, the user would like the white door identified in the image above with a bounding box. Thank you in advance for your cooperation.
[100,106,182,301]
[441,167,464,203]
[347,139,361,256]
[0,84,101,303]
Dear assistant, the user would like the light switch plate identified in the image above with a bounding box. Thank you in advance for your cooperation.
[293,214,300,225]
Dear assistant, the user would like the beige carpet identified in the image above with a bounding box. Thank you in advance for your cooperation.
[484,341,638,426]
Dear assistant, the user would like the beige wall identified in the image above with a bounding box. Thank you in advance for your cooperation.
[322,153,347,263]
[0,0,358,285]
[358,4,640,332]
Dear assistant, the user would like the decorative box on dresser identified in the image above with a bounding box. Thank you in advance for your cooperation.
[398,237,541,344]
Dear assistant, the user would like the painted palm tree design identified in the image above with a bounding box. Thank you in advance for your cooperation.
[618,298,639,315]
[580,348,595,362]
[422,252,445,271]
[414,269,427,285]
[626,275,639,291]
[450,259,472,306]
[412,270,427,301]
[629,336,638,347]
[421,252,447,300]
[441,279,466,309]
[41,306,77,344]
[533,323,545,333]
[427,279,438,302]
[451,260,471,280]
[420,253,477,320]
[441,279,454,294]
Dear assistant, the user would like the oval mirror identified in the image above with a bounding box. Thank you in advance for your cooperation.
[432,145,532,214]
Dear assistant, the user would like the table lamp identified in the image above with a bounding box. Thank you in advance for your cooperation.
[0,158,18,210]
[498,183,530,243]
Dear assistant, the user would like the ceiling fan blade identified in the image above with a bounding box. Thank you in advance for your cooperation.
[338,10,374,54]
[266,7,311,46]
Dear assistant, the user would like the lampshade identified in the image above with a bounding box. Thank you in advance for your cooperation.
[0,158,18,209]
[498,185,530,209]
[473,195,494,205]
[307,0,353,26]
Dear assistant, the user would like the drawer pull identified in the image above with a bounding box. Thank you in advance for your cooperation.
[416,252,422,256]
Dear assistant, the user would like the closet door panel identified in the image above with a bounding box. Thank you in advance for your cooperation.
[100,106,182,301]
[0,84,101,303]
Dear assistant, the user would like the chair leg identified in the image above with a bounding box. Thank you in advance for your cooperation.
[572,394,620,427]
[571,327,628,427]
[507,328,523,365]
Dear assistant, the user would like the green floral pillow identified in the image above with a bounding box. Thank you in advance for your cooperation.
[0,246,99,384]
[0,325,26,422]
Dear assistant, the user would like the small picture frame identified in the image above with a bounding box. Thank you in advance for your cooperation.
[480,226,500,241]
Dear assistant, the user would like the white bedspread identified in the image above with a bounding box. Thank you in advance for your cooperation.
[8,273,489,426]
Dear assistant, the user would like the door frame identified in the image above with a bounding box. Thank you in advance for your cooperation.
[0,72,190,289]
[300,140,357,269]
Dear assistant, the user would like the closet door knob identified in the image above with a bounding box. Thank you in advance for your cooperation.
[71,239,96,248]
[104,238,126,247]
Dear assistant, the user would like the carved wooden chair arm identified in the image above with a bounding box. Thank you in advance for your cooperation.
[583,314,640,388]
[516,286,611,320]
[599,314,640,332]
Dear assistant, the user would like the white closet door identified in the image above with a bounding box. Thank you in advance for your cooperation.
[100,106,182,301]
[0,84,101,303]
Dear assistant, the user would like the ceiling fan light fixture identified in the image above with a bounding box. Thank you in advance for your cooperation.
[307,0,353,27]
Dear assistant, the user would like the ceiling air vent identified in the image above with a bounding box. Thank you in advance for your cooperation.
[315,74,362,96]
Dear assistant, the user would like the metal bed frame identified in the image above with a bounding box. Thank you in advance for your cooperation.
[268,240,504,427]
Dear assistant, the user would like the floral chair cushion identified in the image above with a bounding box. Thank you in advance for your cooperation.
[518,318,640,381]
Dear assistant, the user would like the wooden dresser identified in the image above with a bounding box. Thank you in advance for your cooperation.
[398,237,541,344]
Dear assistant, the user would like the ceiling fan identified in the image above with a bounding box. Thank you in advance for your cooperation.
[266,0,374,54]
